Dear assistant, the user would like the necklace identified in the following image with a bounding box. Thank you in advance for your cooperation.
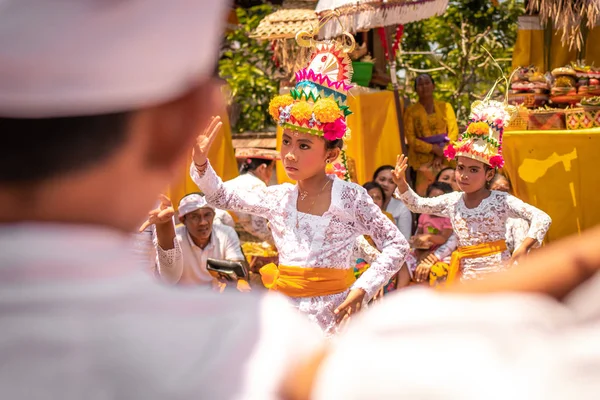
[296,179,331,229]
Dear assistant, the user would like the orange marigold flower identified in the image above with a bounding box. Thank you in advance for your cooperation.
[466,121,489,136]
[290,101,313,122]
[268,94,294,120]
[313,98,342,123]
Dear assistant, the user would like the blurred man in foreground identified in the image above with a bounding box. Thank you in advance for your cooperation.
[0,1,321,399]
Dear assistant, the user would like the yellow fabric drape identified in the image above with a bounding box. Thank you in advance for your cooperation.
[503,128,600,242]
[167,109,238,210]
[260,263,356,298]
[512,15,600,70]
[586,26,600,66]
[277,91,404,185]
[512,16,545,71]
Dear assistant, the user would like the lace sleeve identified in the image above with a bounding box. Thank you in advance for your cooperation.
[396,186,456,217]
[433,232,458,260]
[190,161,275,219]
[155,236,183,285]
[353,235,380,264]
[239,215,273,243]
[505,194,552,245]
[352,189,409,299]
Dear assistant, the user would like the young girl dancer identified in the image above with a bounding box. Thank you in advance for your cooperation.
[191,39,407,335]
[393,100,551,282]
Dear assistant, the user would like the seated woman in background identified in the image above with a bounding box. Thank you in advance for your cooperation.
[404,74,459,196]
[436,166,460,192]
[372,165,412,240]
[490,173,539,255]
[398,182,455,286]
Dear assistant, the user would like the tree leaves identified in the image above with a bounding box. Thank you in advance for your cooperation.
[219,4,282,133]
[400,0,524,126]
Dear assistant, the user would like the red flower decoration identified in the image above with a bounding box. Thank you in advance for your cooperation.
[323,117,346,141]
[489,155,504,168]
[443,144,456,160]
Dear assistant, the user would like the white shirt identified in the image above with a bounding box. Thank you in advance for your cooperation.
[313,280,600,399]
[386,197,413,240]
[156,223,244,285]
[0,223,323,400]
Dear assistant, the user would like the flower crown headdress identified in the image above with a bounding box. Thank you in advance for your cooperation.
[268,31,355,142]
[444,70,518,168]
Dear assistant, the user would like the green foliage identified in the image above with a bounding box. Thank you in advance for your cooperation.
[399,0,525,125]
[219,5,282,133]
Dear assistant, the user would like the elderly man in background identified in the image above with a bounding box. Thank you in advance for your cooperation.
[144,192,245,286]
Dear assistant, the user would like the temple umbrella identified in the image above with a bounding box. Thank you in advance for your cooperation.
[250,1,319,82]
[315,0,449,155]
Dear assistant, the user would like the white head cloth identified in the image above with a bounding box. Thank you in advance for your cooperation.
[0,0,229,118]
[178,194,214,222]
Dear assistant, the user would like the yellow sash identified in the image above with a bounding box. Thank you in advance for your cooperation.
[445,239,508,284]
[259,263,356,298]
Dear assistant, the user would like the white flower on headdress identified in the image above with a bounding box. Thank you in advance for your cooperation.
[279,104,292,125]
[308,113,317,128]
[470,100,511,129]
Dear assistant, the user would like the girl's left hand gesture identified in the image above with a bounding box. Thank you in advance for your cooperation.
[334,288,366,325]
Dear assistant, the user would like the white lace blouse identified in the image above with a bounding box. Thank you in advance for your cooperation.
[192,162,408,335]
[397,187,551,280]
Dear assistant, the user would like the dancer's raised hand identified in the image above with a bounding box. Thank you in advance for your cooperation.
[392,154,410,193]
[192,115,223,166]
[139,194,175,232]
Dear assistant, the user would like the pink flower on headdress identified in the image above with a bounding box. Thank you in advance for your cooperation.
[489,155,504,168]
[494,118,504,128]
[443,144,457,160]
[323,117,346,141]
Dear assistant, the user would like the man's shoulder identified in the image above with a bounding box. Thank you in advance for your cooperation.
[212,222,239,238]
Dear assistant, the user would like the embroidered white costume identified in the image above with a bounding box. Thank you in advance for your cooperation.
[398,187,551,280]
[224,172,273,243]
[192,163,408,334]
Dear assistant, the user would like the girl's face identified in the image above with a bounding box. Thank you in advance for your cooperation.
[455,156,494,194]
[490,177,511,193]
[428,188,445,198]
[281,130,337,181]
[367,188,384,210]
[374,169,396,199]
[437,168,459,191]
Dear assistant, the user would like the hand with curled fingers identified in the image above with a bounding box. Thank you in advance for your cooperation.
[139,194,175,232]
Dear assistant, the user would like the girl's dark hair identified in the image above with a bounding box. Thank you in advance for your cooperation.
[0,112,130,183]
[426,181,453,196]
[414,73,435,91]
[372,165,394,181]
[325,138,344,150]
[363,181,386,204]
[435,167,454,182]
[489,172,509,187]
[240,157,273,174]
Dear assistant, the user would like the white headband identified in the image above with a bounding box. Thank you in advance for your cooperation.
[178,194,214,222]
[0,0,229,118]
